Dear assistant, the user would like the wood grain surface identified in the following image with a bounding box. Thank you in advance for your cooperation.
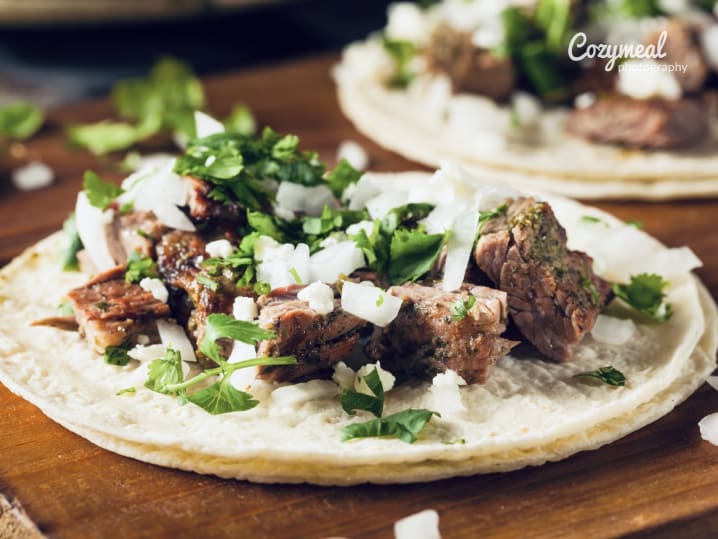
[1,54,718,539]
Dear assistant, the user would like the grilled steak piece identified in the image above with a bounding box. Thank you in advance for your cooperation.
[366,283,516,383]
[66,266,170,354]
[566,94,708,150]
[255,285,368,382]
[427,24,515,101]
[646,21,708,93]
[187,177,244,226]
[108,211,168,264]
[473,198,611,362]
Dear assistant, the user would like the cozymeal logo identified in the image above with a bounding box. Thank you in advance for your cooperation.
[568,30,688,74]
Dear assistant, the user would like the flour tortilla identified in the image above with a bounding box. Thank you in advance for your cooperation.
[0,183,716,485]
[334,41,718,200]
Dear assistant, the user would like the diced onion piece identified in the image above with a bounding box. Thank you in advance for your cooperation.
[341,281,402,327]
[394,509,441,539]
[430,370,467,416]
[442,210,479,292]
[276,182,335,217]
[128,344,167,362]
[131,167,195,232]
[233,297,258,322]
[206,239,234,259]
[336,139,369,171]
[706,375,718,391]
[332,361,355,390]
[590,315,636,346]
[310,241,366,284]
[270,380,339,406]
[139,278,169,303]
[257,242,311,290]
[355,361,395,394]
[297,282,335,315]
[385,2,428,44]
[229,363,259,391]
[345,174,380,209]
[75,192,117,272]
[194,111,225,138]
[699,413,718,446]
[157,320,196,363]
[11,160,54,191]
[345,220,375,237]
[423,205,457,235]
[366,190,408,220]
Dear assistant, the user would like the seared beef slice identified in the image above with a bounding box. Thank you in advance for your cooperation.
[366,283,517,383]
[67,267,170,353]
[474,198,611,362]
[256,286,368,382]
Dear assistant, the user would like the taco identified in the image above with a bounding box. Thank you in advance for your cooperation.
[0,127,715,485]
[334,0,718,199]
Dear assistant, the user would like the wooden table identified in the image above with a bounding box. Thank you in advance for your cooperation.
[1,54,718,539]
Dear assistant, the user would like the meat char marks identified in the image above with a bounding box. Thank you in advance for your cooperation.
[255,285,368,382]
[65,266,170,353]
[366,283,517,383]
[474,198,611,362]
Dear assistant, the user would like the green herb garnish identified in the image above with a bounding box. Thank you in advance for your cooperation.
[0,101,43,139]
[59,213,83,271]
[196,274,219,291]
[326,158,362,199]
[125,252,159,284]
[612,273,672,322]
[199,313,276,363]
[104,346,131,366]
[341,368,384,418]
[341,409,440,443]
[388,229,446,284]
[575,366,626,387]
[83,170,123,210]
[116,387,136,396]
[382,38,417,88]
[224,103,256,136]
[451,295,477,321]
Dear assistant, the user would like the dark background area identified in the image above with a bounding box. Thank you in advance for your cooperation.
[0,0,394,106]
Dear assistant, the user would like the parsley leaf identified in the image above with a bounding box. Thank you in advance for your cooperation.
[342,409,440,443]
[125,252,159,283]
[0,101,43,139]
[145,347,185,395]
[83,170,123,210]
[341,368,384,417]
[612,273,672,322]
[59,213,83,271]
[389,229,446,284]
[326,158,362,199]
[104,346,131,366]
[575,366,626,387]
[224,103,257,136]
[186,376,259,415]
[200,313,276,363]
[451,295,476,321]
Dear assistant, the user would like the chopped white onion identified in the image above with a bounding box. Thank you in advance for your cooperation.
[385,2,428,45]
[270,380,339,406]
[11,160,54,191]
[345,220,375,237]
[699,413,718,446]
[206,239,234,259]
[128,344,167,362]
[75,192,117,272]
[341,281,403,327]
[431,370,467,416]
[139,278,169,303]
[233,296,258,322]
[366,190,409,220]
[157,320,196,363]
[355,361,395,394]
[194,110,225,138]
[442,211,479,292]
[257,242,311,290]
[276,182,335,216]
[297,282,335,315]
[309,241,366,284]
[345,174,380,209]
[130,165,195,232]
[617,61,682,101]
[590,315,636,345]
[394,509,441,539]
[336,139,369,171]
[423,205,458,235]
[332,361,355,390]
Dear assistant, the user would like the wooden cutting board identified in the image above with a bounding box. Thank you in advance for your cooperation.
[1,54,718,539]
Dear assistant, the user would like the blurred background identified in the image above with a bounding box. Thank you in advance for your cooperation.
[0,0,394,107]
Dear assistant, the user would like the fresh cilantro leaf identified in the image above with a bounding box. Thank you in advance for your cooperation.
[581,278,600,305]
[59,213,83,271]
[145,347,185,395]
[253,281,271,295]
[326,158,362,199]
[186,376,259,415]
[581,215,606,225]
[288,267,302,284]
[478,204,508,229]
[272,134,299,160]
[341,409,439,443]
[196,274,219,291]
[451,295,476,321]
[83,170,124,209]
[200,313,276,363]
[0,101,43,139]
[57,300,75,316]
[389,229,446,284]
[350,221,390,276]
[224,103,256,136]
[626,220,644,229]
[382,203,434,235]
[535,0,572,53]
[125,252,159,283]
[116,387,136,396]
[247,210,286,242]
[104,346,131,366]
[376,295,384,307]
[341,368,384,417]
[382,38,417,88]
[612,273,672,322]
[67,115,161,155]
[575,366,626,387]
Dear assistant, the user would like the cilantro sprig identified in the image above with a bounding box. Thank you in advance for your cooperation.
[59,213,83,272]
[0,101,44,140]
[342,409,440,443]
[451,295,477,321]
[575,366,626,387]
[199,313,277,363]
[341,368,385,417]
[612,273,672,322]
[125,252,159,283]
[326,158,362,199]
[83,170,123,210]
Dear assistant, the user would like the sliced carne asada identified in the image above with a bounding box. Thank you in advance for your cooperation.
[565,94,709,150]
[108,211,168,264]
[255,285,369,382]
[187,176,244,227]
[65,266,171,354]
[427,24,515,101]
[473,198,611,363]
[365,283,517,384]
